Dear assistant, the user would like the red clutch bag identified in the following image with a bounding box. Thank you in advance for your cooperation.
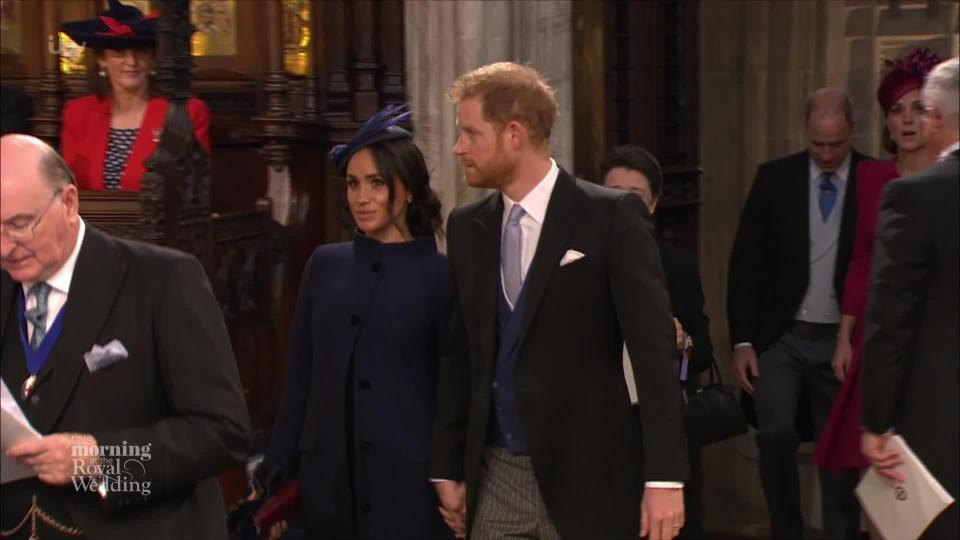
[254,480,301,531]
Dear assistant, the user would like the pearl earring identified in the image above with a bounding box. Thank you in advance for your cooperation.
[98,69,106,77]
[149,69,156,76]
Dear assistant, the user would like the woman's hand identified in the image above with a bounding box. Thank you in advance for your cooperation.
[832,336,853,382]
[267,520,288,540]
[673,317,686,351]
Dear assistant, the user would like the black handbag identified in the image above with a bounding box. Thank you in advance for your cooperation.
[682,356,749,446]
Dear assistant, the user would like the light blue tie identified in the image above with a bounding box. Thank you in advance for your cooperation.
[25,282,52,350]
[818,172,837,222]
[502,204,525,307]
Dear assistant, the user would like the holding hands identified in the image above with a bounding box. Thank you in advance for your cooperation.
[435,480,467,538]
[641,487,685,540]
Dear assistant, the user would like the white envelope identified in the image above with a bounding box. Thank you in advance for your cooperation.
[855,435,955,540]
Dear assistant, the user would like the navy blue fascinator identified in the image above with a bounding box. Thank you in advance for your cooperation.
[61,0,158,51]
[330,104,413,174]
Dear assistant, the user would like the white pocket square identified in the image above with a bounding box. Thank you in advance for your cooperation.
[83,339,128,373]
[559,249,586,267]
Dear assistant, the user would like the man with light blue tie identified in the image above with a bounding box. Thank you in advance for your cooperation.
[728,88,871,540]
[0,134,249,540]
[431,62,688,540]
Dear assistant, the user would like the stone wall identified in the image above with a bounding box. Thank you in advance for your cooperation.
[405,0,573,224]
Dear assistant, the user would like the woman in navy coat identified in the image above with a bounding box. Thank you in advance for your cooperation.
[261,105,450,539]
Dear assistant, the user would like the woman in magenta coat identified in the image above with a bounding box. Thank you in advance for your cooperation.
[815,48,942,472]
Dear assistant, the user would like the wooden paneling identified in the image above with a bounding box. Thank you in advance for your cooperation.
[380,0,405,105]
[192,0,266,78]
[580,0,702,253]
[210,146,268,213]
[572,0,607,182]
[0,0,47,79]
[3,0,409,464]
[319,0,351,119]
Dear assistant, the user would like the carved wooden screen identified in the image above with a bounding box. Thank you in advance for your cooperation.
[2,1,409,466]
[601,0,702,253]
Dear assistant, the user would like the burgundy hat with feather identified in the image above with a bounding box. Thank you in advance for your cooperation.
[61,0,158,51]
[877,48,943,113]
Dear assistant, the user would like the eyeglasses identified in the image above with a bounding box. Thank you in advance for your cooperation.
[0,189,63,243]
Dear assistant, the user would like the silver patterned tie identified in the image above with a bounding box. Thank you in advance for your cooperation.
[501,204,525,307]
[25,282,52,350]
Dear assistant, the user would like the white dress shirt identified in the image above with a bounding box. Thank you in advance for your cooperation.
[499,159,559,309]
[808,153,851,190]
[22,219,85,340]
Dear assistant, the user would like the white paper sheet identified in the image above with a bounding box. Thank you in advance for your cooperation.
[856,435,955,540]
[1,378,41,483]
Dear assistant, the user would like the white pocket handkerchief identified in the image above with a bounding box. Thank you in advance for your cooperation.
[559,249,586,267]
[83,339,128,373]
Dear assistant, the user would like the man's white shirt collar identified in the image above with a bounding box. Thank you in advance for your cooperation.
[501,158,559,225]
[809,153,851,184]
[21,218,85,297]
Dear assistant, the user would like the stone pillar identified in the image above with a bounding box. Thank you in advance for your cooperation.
[405,0,574,224]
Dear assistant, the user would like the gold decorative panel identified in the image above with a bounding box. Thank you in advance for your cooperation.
[191,0,237,57]
[283,0,312,76]
[58,32,87,74]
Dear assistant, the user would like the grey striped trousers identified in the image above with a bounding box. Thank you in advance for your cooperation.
[471,447,562,540]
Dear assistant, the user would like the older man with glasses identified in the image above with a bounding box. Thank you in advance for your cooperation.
[0,133,249,540]
[2,189,62,241]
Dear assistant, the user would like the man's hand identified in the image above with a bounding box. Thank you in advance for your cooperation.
[267,520,288,540]
[733,346,760,394]
[672,318,686,351]
[6,433,99,486]
[832,336,853,382]
[641,487,684,540]
[435,480,466,538]
[862,432,905,485]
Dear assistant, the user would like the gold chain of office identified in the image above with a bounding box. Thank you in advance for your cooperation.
[0,495,83,539]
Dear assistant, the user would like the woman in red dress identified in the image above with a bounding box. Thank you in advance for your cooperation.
[815,49,942,474]
[59,0,210,191]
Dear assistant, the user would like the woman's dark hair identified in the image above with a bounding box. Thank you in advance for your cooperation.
[88,47,159,98]
[364,138,443,238]
[881,124,898,155]
[597,144,663,197]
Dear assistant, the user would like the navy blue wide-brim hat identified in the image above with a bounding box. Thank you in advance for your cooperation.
[61,0,157,51]
[330,104,414,175]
